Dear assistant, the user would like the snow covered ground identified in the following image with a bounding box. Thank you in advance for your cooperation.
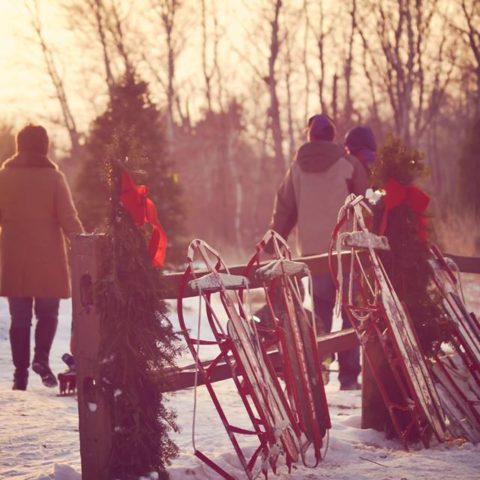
[1,274,480,480]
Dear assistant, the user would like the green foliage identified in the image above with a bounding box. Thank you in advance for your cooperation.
[374,136,452,357]
[458,116,480,218]
[95,164,181,479]
[371,134,427,187]
[75,73,185,263]
[379,205,452,356]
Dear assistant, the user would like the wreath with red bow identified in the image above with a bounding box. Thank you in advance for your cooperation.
[371,136,451,357]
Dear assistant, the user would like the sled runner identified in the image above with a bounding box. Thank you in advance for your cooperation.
[331,195,447,448]
[243,230,331,465]
[57,353,77,396]
[177,239,304,479]
[428,246,480,443]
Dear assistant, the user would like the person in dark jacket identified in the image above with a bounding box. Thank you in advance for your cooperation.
[0,124,84,390]
[270,114,368,390]
[344,125,377,174]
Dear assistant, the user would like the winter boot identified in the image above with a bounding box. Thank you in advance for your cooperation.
[32,362,58,388]
[13,369,29,391]
[32,314,58,388]
[10,326,31,391]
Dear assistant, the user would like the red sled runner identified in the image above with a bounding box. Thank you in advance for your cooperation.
[428,245,480,443]
[243,230,331,466]
[177,239,305,479]
[330,194,447,448]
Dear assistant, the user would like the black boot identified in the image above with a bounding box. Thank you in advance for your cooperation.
[9,326,31,391]
[13,369,29,391]
[32,315,58,388]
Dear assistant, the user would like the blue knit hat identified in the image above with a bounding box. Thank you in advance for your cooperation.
[308,114,336,141]
[344,126,376,155]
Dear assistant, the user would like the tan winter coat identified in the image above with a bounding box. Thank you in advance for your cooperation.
[270,141,369,256]
[0,152,84,298]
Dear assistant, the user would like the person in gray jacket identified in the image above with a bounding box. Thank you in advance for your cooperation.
[269,114,368,390]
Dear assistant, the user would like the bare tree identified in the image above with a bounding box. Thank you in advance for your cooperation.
[266,0,286,171]
[357,0,453,145]
[200,0,213,112]
[310,1,330,113]
[61,0,138,101]
[90,0,115,97]
[25,0,81,155]
[459,0,480,114]
[151,0,182,135]
[105,0,135,80]
[342,0,357,126]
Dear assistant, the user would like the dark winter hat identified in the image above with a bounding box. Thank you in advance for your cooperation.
[16,124,49,155]
[344,126,376,156]
[307,114,336,141]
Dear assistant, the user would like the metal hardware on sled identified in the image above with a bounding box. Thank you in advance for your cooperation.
[58,371,77,396]
[255,259,309,280]
[188,272,249,292]
[341,231,390,251]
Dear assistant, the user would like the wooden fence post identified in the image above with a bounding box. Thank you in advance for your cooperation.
[72,234,113,479]
[361,348,390,432]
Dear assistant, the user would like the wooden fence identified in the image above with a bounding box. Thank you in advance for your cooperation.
[72,234,480,477]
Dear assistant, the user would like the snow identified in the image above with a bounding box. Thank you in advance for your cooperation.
[1,275,480,480]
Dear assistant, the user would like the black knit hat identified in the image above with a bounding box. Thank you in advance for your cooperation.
[307,114,336,141]
[16,124,49,155]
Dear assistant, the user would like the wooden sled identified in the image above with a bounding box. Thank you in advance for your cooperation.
[243,230,331,466]
[177,239,304,479]
[330,195,447,448]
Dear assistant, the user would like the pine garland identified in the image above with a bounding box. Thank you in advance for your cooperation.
[95,159,181,479]
[372,136,452,357]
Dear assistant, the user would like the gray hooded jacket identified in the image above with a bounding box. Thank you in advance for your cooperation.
[270,140,369,255]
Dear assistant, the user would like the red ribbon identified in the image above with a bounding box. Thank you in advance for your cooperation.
[120,171,167,267]
[380,177,430,241]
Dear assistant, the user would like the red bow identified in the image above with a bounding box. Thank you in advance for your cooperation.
[120,171,167,267]
[380,177,430,241]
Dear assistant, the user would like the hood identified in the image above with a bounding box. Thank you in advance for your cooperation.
[296,141,346,173]
[2,152,57,169]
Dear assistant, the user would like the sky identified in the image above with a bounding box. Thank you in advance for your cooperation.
[0,1,90,149]
[0,0,470,155]
[0,0,258,149]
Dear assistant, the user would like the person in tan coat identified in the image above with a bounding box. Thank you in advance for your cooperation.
[0,124,84,390]
[269,114,368,390]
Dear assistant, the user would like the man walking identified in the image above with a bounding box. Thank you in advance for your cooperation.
[269,114,368,390]
[0,124,84,390]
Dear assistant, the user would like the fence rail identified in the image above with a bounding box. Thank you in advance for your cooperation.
[160,250,480,391]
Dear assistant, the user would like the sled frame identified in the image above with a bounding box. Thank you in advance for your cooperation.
[242,230,331,466]
[177,239,303,479]
[330,196,447,449]
[427,245,480,442]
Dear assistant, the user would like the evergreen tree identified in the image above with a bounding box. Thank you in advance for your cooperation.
[458,116,480,219]
[76,73,185,263]
[95,162,181,479]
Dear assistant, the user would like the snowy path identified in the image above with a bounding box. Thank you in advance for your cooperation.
[1,274,480,479]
